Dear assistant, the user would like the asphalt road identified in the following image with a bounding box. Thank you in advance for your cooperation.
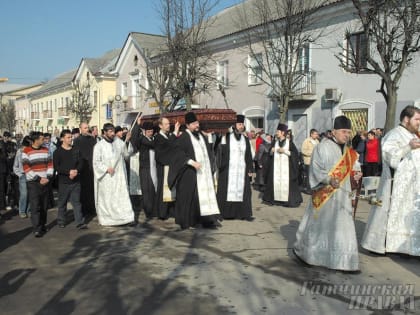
[0,190,419,315]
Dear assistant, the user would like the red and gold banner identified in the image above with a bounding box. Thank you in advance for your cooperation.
[312,146,358,210]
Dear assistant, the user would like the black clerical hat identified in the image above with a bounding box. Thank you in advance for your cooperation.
[236,114,245,123]
[185,111,198,124]
[333,115,352,130]
[142,121,154,130]
[277,123,288,132]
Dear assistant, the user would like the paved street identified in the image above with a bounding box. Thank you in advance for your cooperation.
[0,190,419,315]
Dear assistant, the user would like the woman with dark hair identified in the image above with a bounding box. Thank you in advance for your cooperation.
[13,136,32,218]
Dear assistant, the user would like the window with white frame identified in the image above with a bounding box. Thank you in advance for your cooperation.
[133,78,141,108]
[248,53,263,85]
[345,32,368,73]
[298,43,310,73]
[217,60,229,88]
[121,82,128,97]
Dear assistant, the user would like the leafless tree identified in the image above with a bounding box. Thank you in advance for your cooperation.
[68,80,95,123]
[337,0,420,132]
[156,0,220,111]
[0,102,16,133]
[236,0,329,123]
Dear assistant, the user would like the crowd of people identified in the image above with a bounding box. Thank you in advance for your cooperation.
[1,105,419,272]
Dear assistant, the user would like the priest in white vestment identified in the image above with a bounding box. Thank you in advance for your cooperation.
[294,116,361,271]
[263,123,302,207]
[93,123,135,226]
[216,114,254,220]
[361,105,420,255]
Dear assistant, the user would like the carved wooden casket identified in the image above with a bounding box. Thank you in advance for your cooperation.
[141,108,237,134]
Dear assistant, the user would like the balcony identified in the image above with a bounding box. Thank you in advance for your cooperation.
[43,110,53,119]
[58,107,69,118]
[31,112,40,120]
[291,71,317,102]
[271,71,317,103]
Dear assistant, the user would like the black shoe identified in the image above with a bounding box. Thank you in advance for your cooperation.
[58,224,65,228]
[76,223,88,230]
[34,231,43,238]
[243,217,255,222]
[41,226,49,233]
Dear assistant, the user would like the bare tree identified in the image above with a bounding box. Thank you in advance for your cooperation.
[237,0,329,123]
[68,79,95,123]
[136,51,174,115]
[337,0,420,132]
[157,0,220,111]
[0,102,16,133]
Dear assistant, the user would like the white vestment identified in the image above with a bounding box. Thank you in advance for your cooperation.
[361,126,420,255]
[187,130,220,216]
[273,139,290,201]
[294,139,359,271]
[225,134,246,202]
[128,143,142,195]
[93,137,134,226]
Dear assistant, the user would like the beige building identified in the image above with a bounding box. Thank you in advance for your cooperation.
[1,83,43,135]
[25,49,120,135]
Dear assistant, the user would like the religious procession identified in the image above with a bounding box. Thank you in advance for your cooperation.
[1,105,419,273]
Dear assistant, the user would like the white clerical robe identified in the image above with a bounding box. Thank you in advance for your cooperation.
[187,130,220,216]
[362,126,420,255]
[273,139,290,202]
[225,133,246,202]
[294,139,359,271]
[93,137,134,226]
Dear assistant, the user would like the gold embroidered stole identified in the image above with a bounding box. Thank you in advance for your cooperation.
[312,146,358,210]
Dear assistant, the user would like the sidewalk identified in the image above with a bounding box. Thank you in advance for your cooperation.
[0,190,419,315]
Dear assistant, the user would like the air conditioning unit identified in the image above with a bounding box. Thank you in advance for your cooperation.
[325,88,340,102]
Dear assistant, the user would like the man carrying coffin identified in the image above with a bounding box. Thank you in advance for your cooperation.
[131,119,158,219]
[169,112,221,230]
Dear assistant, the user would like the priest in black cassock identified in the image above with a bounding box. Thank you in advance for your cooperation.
[168,112,221,230]
[73,122,97,217]
[131,120,158,219]
[263,123,302,207]
[216,114,254,220]
[154,117,179,220]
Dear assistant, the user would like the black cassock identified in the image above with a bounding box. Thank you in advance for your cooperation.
[216,132,254,219]
[263,139,303,208]
[72,134,97,216]
[168,131,218,229]
[131,125,158,219]
[154,131,177,219]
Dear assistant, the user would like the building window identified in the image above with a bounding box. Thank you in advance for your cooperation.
[217,60,229,88]
[298,43,310,73]
[345,32,368,73]
[122,82,128,97]
[93,91,98,107]
[106,103,112,119]
[248,53,263,85]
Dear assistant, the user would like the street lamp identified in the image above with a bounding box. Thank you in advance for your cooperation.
[107,95,128,125]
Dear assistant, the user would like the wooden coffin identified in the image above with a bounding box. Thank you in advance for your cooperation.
[141,109,237,134]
